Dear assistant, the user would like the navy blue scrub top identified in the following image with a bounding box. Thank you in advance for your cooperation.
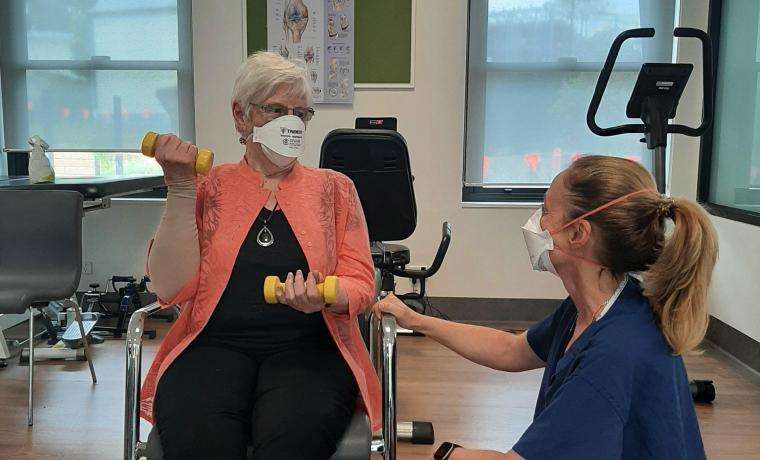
[513,278,705,460]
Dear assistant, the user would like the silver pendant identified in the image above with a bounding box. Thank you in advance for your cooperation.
[256,225,274,247]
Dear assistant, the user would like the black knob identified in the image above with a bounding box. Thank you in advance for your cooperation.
[690,380,715,403]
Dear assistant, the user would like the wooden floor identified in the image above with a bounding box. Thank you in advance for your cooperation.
[1,319,759,459]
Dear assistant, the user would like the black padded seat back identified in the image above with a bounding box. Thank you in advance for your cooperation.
[0,190,83,313]
[320,129,417,242]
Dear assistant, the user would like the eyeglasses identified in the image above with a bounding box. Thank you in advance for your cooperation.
[251,103,315,122]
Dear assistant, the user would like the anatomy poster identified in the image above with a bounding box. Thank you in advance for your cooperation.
[267,0,354,104]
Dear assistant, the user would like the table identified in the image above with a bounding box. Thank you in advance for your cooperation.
[0,175,165,211]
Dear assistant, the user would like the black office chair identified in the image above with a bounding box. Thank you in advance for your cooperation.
[321,124,451,445]
[0,190,97,426]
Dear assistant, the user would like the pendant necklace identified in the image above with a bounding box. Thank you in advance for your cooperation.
[257,195,278,247]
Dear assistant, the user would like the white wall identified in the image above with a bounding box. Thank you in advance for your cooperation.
[708,217,760,341]
[79,201,163,289]
[80,0,760,343]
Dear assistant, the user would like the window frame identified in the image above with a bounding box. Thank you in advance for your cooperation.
[697,0,760,227]
[462,0,670,204]
[0,0,194,180]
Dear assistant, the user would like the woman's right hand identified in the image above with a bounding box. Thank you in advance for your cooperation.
[372,293,420,331]
[153,133,198,185]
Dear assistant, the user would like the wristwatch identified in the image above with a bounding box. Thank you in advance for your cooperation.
[434,441,462,460]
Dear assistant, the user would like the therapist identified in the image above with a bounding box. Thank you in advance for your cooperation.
[375,155,717,459]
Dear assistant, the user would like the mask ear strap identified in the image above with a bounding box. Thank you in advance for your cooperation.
[550,188,656,235]
[551,246,609,271]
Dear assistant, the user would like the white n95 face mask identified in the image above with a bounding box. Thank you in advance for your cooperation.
[248,115,306,167]
[521,208,558,275]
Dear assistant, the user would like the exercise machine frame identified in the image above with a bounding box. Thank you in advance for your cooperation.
[587,27,713,193]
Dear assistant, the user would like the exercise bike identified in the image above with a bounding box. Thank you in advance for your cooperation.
[322,118,454,445]
[91,276,157,339]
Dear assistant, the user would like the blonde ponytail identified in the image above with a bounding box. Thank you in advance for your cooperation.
[643,198,718,355]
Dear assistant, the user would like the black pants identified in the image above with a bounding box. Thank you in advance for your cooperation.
[154,342,358,460]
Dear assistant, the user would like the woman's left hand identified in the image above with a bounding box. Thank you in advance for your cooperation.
[276,270,337,314]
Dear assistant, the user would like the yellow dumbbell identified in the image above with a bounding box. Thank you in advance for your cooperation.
[263,275,340,305]
[141,131,214,175]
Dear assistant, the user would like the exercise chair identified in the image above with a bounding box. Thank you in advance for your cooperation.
[320,121,451,445]
[124,301,389,460]
[0,190,97,426]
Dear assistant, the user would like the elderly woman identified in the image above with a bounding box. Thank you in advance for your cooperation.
[140,51,380,460]
[376,156,716,460]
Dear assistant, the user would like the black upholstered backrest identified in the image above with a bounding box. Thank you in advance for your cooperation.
[320,129,416,242]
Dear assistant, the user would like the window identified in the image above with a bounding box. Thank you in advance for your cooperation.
[698,0,760,226]
[464,0,676,203]
[0,0,193,177]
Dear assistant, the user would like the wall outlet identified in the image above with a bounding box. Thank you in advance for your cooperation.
[83,261,94,275]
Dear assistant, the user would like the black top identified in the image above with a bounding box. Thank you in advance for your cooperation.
[196,207,331,353]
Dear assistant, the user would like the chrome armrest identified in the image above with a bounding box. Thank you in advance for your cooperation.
[124,302,163,460]
[370,311,398,460]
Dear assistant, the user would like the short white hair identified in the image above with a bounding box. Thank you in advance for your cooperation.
[231,51,311,119]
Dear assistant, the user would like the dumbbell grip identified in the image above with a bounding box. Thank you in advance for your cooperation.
[272,282,327,296]
[263,275,339,305]
[140,131,214,175]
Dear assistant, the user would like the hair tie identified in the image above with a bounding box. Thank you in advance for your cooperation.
[239,136,247,145]
[658,196,675,219]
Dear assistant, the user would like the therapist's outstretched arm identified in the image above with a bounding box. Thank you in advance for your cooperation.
[372,295,544,372]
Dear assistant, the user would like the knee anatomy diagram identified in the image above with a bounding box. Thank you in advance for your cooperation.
[283,0,309,44]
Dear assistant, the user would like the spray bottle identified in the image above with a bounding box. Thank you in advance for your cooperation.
[28,135,55,183]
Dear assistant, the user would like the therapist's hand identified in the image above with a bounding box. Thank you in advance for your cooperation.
[372,293,421,330]
[153,133,198,185]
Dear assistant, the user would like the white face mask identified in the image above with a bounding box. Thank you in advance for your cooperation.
[521,208,558,276]
[247,115,306,167]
